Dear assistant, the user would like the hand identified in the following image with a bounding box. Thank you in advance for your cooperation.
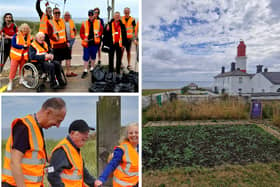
[84,38,88,42]
[45,54,53,60]
[67,42,70,48]
[106,25,110,31]
[134,40,138,45]
[94,179,103,187]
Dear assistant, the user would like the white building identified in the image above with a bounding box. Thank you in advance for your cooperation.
[213,40,280,95]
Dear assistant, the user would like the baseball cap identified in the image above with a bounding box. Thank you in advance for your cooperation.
[68,120,95,133]
[88,9,94,16]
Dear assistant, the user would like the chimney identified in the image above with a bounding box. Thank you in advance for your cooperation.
[231,62,236,72]
[256,65,263,73]
[221,66,225,74]
[237,39,246,57]
[264,68,268,72]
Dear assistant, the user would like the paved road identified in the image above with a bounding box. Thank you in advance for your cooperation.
[0,38,138,92]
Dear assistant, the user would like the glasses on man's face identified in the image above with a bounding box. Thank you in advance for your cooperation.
[94,12,99,14]
[54,12,61,15]
[88,14,93,16]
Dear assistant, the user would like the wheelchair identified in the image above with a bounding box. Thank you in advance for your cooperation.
[20,61,67,91]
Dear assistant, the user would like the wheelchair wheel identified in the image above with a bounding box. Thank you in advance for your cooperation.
[60,68,67,86]
[21,63,39,89]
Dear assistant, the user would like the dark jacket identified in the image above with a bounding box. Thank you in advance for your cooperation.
[103,19,128,48]
[29,41,53,63]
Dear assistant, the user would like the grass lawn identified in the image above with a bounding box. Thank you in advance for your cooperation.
[143,162,280,187]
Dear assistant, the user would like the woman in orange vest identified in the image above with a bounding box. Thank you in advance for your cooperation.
[7,23,32,91]
[95,123,139,187]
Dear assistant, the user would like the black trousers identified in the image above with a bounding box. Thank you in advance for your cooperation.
[0,39,11,72]
[2,182,16,187]
[109,43,122,74]
[42,61,63,86]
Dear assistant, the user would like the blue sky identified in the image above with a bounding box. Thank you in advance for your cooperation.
[0,0,138,20]
[142,0,280,83]
[1,96,138,129]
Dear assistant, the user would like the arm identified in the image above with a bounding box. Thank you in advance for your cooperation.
[97,148,123,184]
[36,0,44,18]
[83,163,96,186]
[11,34,24,49]
[10,149,26,187]
[80,23,86,40]
[10,122,30,187]
[47,148,72,187]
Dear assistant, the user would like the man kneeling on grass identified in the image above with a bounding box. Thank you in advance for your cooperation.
[47,120,96,186]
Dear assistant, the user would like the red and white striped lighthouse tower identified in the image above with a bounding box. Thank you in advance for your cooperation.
[235,40,247,72]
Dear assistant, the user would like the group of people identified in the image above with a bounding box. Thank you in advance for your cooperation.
[2,97,139,187]
[0,0,139,91]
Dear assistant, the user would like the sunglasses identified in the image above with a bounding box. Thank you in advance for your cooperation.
[54,12,61,14]
[88,13,93,16]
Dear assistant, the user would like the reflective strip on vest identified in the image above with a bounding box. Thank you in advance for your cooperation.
[4,152,45,165]
[113,176,135,186]
[3,167,43,183]
[116,144,138,177]
[10,50,23,57]
[60,143,82,181]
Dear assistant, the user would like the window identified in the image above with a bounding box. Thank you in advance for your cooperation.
[277,88,280,92]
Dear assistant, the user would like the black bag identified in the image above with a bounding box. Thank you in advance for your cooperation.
[114,82,135,92]
[91,65,106,83]
[101,44,110,53]
[88,81,114,92]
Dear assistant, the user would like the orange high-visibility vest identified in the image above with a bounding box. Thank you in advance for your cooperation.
[112,21,123,48]
[10,32,31,61]
[65,19,76,39]
[51,137,84,186]
[2,115,47,187]
[135,21,139,39]
[39,13,49,34]
[30,40,49,63]
[121,16,134,39]
[113,141,138,187]
[49,18,67,47]
[81,20,101,47]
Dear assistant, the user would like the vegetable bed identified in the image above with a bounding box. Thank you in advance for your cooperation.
[143,124,280,171]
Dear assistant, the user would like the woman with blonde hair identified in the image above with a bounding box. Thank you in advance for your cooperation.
[95,123,139,187]
[7,23,32,91]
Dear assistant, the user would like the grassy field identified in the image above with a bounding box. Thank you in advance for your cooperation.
[143,99,250,122]
[2,138,96,186]
[142,89,178,96]
[143,162,280,187]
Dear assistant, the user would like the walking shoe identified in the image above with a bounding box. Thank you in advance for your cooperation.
[40,73,47,79]
[81,71,88,79]
[127,65,132,71]
[120,63,124,69]
[66,72,78,77]
[90,67,94,72]
[7,82,12,91]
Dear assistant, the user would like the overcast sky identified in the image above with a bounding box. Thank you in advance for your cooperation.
[0,0,139,20]
[1,96,138,129]
[142,0,280,82]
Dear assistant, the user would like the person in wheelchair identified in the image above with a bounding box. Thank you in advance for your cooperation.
[29,32,65,89]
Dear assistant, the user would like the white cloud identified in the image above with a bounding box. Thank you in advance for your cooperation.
[142,0,280,85]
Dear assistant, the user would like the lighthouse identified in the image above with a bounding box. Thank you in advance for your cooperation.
[235,40,247,72]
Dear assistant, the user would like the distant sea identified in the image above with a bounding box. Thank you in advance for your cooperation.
[142,81,213,89]
[2,127,69,140]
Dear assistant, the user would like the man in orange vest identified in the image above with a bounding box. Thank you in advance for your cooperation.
[121,7,136,71]
[105,11,127,79]
[80,9,103,79]
[49,7,71,74]
[36,0,53,47]
[63,11,77,77]
[29,32,66,89]
[47,120,96,186]
[2,97,66,187]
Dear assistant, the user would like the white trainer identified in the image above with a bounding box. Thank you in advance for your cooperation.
[7,82,12,91]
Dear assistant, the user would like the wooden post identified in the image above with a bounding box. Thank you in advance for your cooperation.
[97,96,121,187]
